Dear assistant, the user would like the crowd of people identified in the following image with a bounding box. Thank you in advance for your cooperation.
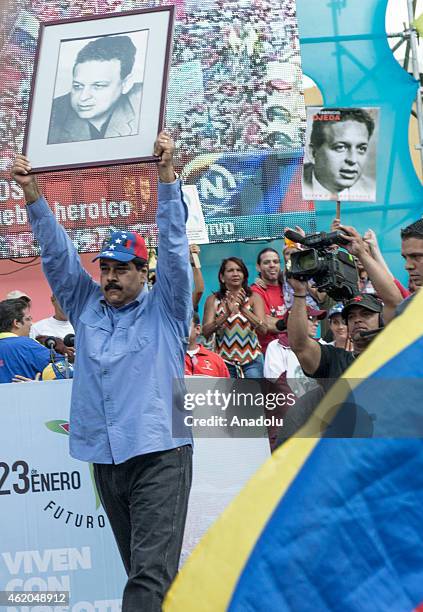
[1,209,421,456]
[0,289,75,382]
[169,0,303,153]
[2,210,421,391]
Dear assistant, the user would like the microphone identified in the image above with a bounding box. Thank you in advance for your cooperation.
[44,336,57,364]
[44,336,57,350]
[284,229,305,244]
[63,334,75,348]
[63,334,75,378]
[356,327,384,339]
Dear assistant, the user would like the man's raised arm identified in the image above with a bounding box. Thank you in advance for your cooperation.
[286,276,322,376]
[153,132,193,321]
[336,222,403,323]
[10,155,95,321]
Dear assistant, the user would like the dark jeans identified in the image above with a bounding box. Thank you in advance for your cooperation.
[94,445,192,612]
[226,354,264,379]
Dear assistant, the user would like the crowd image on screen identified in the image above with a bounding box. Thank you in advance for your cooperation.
[0,0,312,264]
[170,0,304,155]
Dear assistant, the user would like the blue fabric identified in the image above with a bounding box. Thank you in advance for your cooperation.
[28,180,193,464]
[228,439,423,612]
[322,336,423,439]
[0,336,51,383]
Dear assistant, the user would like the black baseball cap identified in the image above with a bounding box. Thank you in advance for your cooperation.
[342,294,383,320]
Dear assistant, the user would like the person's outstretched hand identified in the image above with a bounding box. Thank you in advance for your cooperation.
[154,131,176,182]
[11,155,41,202]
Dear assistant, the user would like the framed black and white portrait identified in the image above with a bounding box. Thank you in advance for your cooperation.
[23,7,174,172]
[302,107,379,202]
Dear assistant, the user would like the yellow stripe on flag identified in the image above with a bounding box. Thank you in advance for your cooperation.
[164,437,319,611]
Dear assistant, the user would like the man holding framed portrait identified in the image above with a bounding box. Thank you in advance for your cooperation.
[11,133,193,612]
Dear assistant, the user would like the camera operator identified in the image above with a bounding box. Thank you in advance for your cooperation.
[287,275,384,384]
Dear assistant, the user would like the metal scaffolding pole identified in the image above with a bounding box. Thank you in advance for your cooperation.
[407,0,423,177]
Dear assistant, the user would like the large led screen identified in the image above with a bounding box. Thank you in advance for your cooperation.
[0,0,315,257]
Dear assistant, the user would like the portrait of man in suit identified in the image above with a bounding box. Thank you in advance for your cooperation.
[302,108,377,202]
[48,34,143,144]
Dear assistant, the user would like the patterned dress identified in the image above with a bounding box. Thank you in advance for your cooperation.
[214,296,262,366]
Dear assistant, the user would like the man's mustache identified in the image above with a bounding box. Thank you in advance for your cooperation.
[105,282,122,291]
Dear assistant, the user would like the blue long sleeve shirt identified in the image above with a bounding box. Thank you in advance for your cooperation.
[28,179,193,464]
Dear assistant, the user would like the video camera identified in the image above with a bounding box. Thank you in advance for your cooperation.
[284,229,359,300]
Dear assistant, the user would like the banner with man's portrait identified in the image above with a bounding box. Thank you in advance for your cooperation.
[302,107,379,202]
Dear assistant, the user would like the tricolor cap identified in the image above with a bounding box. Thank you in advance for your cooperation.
[93,230,148,263]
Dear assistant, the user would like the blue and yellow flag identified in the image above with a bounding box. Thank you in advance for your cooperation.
[165,289,423,611]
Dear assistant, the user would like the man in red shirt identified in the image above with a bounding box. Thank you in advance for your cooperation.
[184,313,229,377]
[250,248,287,353]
